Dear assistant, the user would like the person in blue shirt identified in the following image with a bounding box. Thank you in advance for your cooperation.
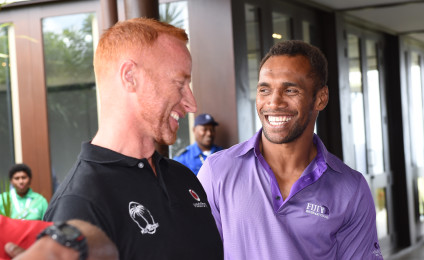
[173,113,223,175]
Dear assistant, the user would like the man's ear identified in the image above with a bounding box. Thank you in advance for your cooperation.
[120,60,137,92]
[315,86,329,111]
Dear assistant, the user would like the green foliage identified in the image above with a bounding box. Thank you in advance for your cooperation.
[43,13,95,87]
[0,177,11,217]
[159,3,185,29]
[0,23,10,87]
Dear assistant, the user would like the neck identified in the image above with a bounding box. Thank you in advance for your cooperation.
[92,120,158,175]
[16,189,29,197]
[197,143,212,152]
[260,131,316,173]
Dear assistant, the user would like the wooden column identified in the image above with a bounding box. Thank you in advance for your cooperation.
[100,0,118,29]
[124,0,159,19]
[13,8,52,200]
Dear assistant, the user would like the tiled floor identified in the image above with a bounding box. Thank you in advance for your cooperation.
[386,241,424,260]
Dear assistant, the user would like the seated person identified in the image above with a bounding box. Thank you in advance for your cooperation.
[173,113,223,175]
[1,215,118,260]
[0,164,48,220]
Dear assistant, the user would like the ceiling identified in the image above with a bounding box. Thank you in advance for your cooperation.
[3,0,423,43]
[307,0,424,43]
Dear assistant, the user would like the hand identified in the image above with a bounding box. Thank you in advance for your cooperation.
[5,237,78,260]
[4,243,25,258]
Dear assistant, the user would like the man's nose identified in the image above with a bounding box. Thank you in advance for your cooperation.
[269,91,288,108]
[181,84,197,113]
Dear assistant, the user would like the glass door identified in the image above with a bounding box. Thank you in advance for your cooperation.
[0,23,15,180]
[345,29,393,251]
[406,49,424,238]
[0,0,102,198]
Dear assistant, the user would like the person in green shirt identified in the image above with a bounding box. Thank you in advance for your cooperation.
[0,163,48,220]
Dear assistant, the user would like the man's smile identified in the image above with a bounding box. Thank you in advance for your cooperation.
[266,115,293,126]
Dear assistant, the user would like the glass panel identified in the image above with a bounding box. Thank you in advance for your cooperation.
[302,21,311,44]
[159,1,190,158]
[272,12,291,44]
[418,177,424,222]
[42,13,98,189]
[365,40,384,174]
[409,52,424,167]
[245,4,262,132]
[348,34,367,174]
[0,23,14,180]
[375,188,388,238]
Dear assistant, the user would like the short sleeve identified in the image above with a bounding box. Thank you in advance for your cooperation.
[197,159,223,240]
[336,176,383,259]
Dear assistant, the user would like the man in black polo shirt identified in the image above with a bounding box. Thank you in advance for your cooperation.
[43,18,223,260]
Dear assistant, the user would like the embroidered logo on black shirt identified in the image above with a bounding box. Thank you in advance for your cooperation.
[129,201,159,235]
[189,189,207,208]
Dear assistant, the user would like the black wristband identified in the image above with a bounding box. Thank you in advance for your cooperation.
[37,221,88,260]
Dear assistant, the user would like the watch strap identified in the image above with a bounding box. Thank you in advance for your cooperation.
[37,221,88,260]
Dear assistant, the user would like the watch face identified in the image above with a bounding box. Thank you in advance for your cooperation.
[61,225,80,240]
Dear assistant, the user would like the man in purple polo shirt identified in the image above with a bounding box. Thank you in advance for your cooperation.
[198,40,383,259]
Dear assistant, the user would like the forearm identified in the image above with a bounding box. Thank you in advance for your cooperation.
[12,237,79,260]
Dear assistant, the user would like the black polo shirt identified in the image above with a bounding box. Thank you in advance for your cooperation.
[44,142,223,260]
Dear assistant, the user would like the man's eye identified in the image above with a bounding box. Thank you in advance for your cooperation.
[258,88,270,94]
[286,88,299,95]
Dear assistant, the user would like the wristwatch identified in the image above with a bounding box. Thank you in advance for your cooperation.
[37,221,88,260]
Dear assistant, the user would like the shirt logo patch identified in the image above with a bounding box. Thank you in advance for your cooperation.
[305,202,330,219]
[189,189,200,201]
[189,189,207,208]
[129,201,159,235]
[372,242,383,257]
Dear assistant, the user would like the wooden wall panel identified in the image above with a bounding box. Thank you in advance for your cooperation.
[188,0,238,148]
[12,8,52,200]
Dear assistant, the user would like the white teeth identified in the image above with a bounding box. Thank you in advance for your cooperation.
[171,112,180,122]
[268,116,291,126]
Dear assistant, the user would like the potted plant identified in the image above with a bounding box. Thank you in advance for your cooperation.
[0,177,12,217]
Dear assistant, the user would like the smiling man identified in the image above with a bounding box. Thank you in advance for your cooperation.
[0,163,48,220]
[42,18,223,260]
[173,113,222,175]
[198,40,383,259]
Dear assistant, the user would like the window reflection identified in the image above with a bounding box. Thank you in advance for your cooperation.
[348,34,367,174]
[376,188,388,238]
[302,21,310,44]
[245,4,262,133]
[366,40,384,174]
[409,52,424,167]
[272,12,291,45]
[42,13,98,189]
[0,24,14,179]
[159,1,190,158]
[418,177,424,221]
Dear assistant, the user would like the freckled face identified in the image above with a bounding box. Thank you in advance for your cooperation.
[256,55,317,144]
[134,35,197,145]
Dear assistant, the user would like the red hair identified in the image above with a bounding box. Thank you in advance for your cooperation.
[94,18,188,81]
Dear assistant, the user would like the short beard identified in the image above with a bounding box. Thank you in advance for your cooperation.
[262,99,315,144]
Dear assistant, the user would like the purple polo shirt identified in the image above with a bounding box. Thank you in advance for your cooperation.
[198,130,383,259]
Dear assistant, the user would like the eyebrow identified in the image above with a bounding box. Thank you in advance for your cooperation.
[257,81,299,87]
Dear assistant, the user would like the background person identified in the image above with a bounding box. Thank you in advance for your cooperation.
[173,113,222,175]
[198,40,383,259]
[43,18,223,260]
[0,164,48,220]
